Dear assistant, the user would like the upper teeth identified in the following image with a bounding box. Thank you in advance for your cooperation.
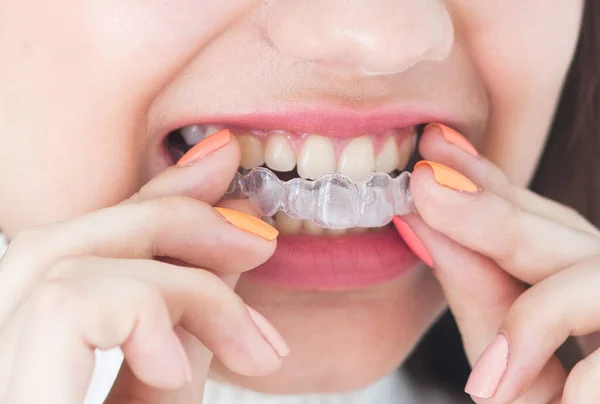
[180,125,417,181]
[181,124,221,145]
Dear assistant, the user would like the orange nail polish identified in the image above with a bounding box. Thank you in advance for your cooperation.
[177,129,231,166]
[428,123,479,156]
[215,207,279,241]
[415,161,479,193]
[392,217,433,267]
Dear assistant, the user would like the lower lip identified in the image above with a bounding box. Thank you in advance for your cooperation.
[242,226,419,291]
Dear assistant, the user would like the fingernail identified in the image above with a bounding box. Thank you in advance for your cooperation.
[414,161,479,193]
[246,305,290,357]
[427,123,479,156]
[465,333,510,399]
[215,207,279,241]
[176,129,231,166]
[392,217,433,267]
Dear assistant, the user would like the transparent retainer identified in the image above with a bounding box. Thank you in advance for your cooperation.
[224,167,414,230]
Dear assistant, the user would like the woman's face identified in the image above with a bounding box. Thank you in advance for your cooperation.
[0,0,584,394]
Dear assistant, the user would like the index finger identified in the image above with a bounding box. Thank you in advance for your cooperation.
[410,164,600,284]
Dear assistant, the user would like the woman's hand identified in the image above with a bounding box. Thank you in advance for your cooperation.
[397,124,600,403]
[0,130,287,404]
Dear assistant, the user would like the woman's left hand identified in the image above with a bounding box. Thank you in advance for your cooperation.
[399,124,600,403]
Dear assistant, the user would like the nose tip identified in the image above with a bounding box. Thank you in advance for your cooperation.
[266,0,454,76]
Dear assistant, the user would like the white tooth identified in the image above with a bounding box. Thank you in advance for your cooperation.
[262,216,276,226]
[350,227,368,233]
[238,135,265,169]
[275,212,302,235]
[297,135,336,180]
[303,220,325,236]
[205,125,222,137]
[181,125,205,146]
[327,228,347,236]
[265,133,296,172]
[337,136,376,181]
[397,133,417,170]
[181,124,222,146]
[375,137,400,173]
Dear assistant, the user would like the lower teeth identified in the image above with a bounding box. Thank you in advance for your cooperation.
[224,167,414,230]
[261,212,388,235]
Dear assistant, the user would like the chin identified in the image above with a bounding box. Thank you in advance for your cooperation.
[209,265,446,394]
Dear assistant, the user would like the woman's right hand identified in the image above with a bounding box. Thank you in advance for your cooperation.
[0,130,287,404]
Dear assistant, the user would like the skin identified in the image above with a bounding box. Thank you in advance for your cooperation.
[0,0,595,402]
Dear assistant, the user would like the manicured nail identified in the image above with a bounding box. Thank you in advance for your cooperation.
[215,207,279,241]
[465,333,510,399]
[246,305,290,357]
[392,217,433,267]
[414,161,479,193]
[176,129,231,166]
[427,123,479,156]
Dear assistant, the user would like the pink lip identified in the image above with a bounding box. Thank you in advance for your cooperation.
[170,104,450,290]
[173,104,462,138]
[243,227,420,291]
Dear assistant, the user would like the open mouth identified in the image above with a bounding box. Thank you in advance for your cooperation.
[163,112,437,291]
[167,124,421,236]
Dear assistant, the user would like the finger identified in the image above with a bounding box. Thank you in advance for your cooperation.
[398,215,525,361]
[469,359,566,404]
[396,217,568,403]
[0,197,276,324]
[467,257,600,403]
[129,129,241,205]
[215,198,261,218]
[513,188,600,235]
[213,199,262,288]
[5,278,189,404]
[410,163,600,284]
[48,256,288,375]
[562,346,600,404]
[419,123,598,235]
[6,257,287,404]
[107,327,209,404]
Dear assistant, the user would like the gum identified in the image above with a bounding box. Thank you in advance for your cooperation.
[225,167,414,229]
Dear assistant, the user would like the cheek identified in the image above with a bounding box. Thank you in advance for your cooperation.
[458,1,584,186]
[0,0,254,233]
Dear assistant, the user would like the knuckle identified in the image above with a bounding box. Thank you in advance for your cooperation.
[130,282,163,307]
[33,280,78,316]
[504,289,545,332]
[8,225,52,252]
[499,205,532,271]
[48,256,92,279]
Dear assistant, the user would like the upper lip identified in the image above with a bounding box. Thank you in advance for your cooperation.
[170,103,464,138]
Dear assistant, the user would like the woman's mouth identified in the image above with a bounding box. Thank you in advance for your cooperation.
[165,114,434,291]
[168,124,418,234]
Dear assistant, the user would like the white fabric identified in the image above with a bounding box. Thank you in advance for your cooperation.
[86,348,452,404]
[0,234,455,404]
[0,233,6,256]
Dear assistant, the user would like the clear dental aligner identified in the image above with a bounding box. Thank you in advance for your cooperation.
[225,167,414,230]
